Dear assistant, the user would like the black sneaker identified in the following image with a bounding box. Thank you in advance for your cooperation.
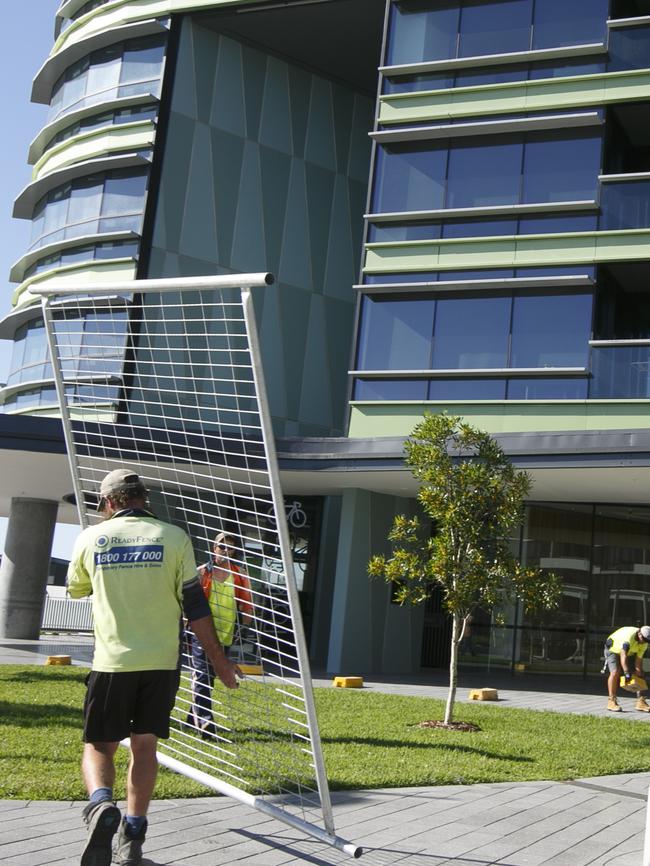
[80,801,121,866]
[115,817,148,866]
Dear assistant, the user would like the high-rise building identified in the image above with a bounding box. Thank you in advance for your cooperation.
[2,0,650,680]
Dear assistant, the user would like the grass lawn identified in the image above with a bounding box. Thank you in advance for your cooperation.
[2,664,650,800]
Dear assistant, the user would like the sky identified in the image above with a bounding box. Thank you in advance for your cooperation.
[0,2,81,559]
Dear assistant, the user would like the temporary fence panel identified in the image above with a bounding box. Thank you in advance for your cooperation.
[36,274,360,858]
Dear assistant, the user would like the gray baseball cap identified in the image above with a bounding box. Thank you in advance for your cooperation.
[641,626,650,641]
[98,468,147,507]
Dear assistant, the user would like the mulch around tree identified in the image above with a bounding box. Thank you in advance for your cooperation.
[414,719,481,732]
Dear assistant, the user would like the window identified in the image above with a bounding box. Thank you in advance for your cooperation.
[458,0,532,59]
[429,378,506,399]
[372,143,447,213]
[386,0,460,66]
[431,296,510,368]
[354,378,428,400]
[446,139,523,208]
[356,296,435,369]
[522,133,602,203]
[29,169,148,251]
[355,290,593,377]
[507,378,588,398]
[532,0,607,50]
[510,293,592,368]
[386,0,608,66]
[371,131,602,215]
[48,35,165,122]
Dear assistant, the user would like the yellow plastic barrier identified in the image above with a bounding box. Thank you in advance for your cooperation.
[45,655,71,665]
[468,688,498,701]
[620,675,648,692]
[332,676,363,688]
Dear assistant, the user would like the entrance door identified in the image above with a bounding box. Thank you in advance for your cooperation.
[420,585,452,668]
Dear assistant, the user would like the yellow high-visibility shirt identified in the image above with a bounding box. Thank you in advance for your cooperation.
[67,511,197,672]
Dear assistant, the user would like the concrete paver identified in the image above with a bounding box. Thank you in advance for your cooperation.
[1,636,649,864]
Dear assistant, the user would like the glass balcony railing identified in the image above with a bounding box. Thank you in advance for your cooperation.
[589,345,650,399]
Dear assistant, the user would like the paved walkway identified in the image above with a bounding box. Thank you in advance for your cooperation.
[1,636,648,865]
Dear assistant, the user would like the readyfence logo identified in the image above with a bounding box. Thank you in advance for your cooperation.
[94,544,164,567]
[96,535,109,548]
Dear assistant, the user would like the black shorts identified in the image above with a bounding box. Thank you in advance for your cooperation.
[83,669,180,743]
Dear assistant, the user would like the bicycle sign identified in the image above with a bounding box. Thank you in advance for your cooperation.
[267,499,308,529]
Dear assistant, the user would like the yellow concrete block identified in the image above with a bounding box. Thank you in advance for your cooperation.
[45,655,71,666]
[468,688,498,701]
[333,676,364,688]
[238,663,263,676]
[514,663,526,671]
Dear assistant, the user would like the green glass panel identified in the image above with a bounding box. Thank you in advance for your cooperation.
[193,24,218,121]
[259,56,292,155]
[259,145,292,275]
[179,123,218,261]
[210,35,246,136]
[210,127,245,265]
[279,160,312,288]
[305,77,336,171]
[305,163,335,292]
[230,140,266,271]
[288,65,311,158]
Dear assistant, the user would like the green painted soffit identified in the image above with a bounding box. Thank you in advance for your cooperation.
[364,229,650,274]
[53,0,267,54]
[32,120,156,180]
[348,402,650,438]
[379,68,650,125]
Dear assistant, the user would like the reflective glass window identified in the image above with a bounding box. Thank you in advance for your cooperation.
[383,72,454,94]
[367,222,443,242]
[608,26,650,73]
[522,133,601,203]
[442,218,517,238]
[85,45,121,96]
[47,35,165,122]
[519,213,598,234]
[121,41,166,83]
[599,182,650,231]
[428,378,506,399]
[532,0,608,50]
[458,0,532,58]
[29,169,148,251]
[529,58,604,80]
[356,296,435,369]
[431,296,510,368]
[353,378,428,400]
[66,176,103,226]
[515,265,595,278]
[372,143,447,213]
[455,65,527,87]
[446,139,522,208]
[386,0,460,65]
[101,171,148,216]
[507,378,588,399]
[510,293,592,368]
[590,346,650,399]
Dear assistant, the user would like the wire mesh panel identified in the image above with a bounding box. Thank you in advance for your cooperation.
[37,274,360,858]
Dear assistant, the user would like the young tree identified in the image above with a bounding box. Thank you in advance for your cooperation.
[368,413,561,726]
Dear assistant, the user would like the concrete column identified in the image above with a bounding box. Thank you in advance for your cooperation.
[0,497,58,639]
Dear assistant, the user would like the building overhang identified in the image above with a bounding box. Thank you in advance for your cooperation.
[2,416,650,523]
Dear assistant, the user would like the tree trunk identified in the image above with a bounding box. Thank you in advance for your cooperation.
[444,611,461,725]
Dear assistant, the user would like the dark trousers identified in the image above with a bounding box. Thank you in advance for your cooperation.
[186,633,215,725]
[186,633,232,726]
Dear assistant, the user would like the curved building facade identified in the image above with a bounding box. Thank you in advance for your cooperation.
[4,0,650,681]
